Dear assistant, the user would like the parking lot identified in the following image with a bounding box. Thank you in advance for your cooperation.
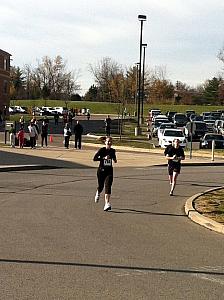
[148,109,224,149]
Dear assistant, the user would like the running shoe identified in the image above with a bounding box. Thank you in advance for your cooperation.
[104,203,111,211]
[169,191,173,196]
[95,191,100,203]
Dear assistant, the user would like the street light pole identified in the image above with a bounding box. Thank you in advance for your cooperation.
[135,14,146,136]
[141,43,147,124]
[134,62,140,116]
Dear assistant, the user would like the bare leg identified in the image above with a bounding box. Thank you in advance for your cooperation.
[104,194,111,211]
[105,194,111,205]
[170,172,178,194]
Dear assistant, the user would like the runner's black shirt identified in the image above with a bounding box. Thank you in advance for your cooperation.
[93,147,116,170]
[165,146,185,168]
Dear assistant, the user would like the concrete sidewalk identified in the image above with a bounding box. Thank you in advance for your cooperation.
[1,141,224,169]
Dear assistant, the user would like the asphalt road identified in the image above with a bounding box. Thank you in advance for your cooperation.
[0,162,224,299]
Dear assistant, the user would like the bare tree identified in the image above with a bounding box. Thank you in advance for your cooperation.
[89,57,124,102]
[34,55,80,99]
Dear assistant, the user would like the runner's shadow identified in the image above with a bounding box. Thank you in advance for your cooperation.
[110,208,186,217]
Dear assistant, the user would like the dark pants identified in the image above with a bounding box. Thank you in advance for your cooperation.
[105,127,111,136]
[97,168,113,194]
[30,137,36,148]
[64,136,70,148]
[75,134,82,149]
[41,134,48,147]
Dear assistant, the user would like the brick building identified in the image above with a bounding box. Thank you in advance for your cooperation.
[0,49,11,115]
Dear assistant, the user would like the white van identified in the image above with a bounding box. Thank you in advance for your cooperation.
[149,109,161,121]
[54,107,68,115]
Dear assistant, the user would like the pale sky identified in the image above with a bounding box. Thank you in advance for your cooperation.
[1,0,224,95]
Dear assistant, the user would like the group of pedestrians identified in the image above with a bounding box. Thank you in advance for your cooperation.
[28,118,49,149]
[63,120,83,149]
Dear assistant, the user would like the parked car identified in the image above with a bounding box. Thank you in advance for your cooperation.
[204,119,215,132]
[214,120,224,134]
[40,107,58,116]
[201,112,211,119]
[32,106,43,115]
[210,111,222,120]
[166,111,177,122]
[151,117,170,137]
[9,106,17,114]
[185,110,195,120]
[159,128,187,148]
[54,107,68,115]
[184,121,208,141]
[189,114,203,122]
[14,106,28,114]
[148,109,161,121]
[173,113,188,127]
[157,123,177,141]
[200,133,224,149]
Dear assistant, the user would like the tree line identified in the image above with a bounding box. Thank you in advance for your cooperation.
[10,56,81,101]
[10,48,224,105]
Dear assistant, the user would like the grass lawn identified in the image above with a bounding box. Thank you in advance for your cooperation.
[194,189,224,224]
[10,99,224,116]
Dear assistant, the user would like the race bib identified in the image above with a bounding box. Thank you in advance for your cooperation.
[172,158,179,162]
[103,159,112,167]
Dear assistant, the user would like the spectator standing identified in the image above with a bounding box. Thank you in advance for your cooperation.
[165,139,185,196]
[74,120,83,149]
[33,119,40,147]
[9,124,16,148]
[54,112,59,125]
[63,113,68,125]
[68,111,73,126]
[87,111,90,121]
[17,126,25,148]
[41,120,48,147]
[44,115,49,124]
[64,123,72,149]
[19,115,25,127]
[93,136,117,211]
[28,122,38,149]
[104,115,112,136]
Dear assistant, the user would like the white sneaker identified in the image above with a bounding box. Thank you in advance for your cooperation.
[95,191,100,203]
[104,203,111,211]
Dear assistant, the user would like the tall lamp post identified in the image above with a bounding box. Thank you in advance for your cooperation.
[141,43,147,124]
[134,62,140,116]
[135,14,147,136]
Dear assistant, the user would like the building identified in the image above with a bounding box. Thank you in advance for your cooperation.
[0,49,11,116]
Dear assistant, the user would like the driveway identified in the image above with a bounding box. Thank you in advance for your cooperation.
[0,163,223,299]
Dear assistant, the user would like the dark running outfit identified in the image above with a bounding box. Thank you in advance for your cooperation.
[165,145,185,175]
[105,117,112,136]
[93,147,116,194]
[41,123,48,147]
[74,123,83,149]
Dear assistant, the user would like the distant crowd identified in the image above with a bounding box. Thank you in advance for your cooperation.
[7,114,113,151]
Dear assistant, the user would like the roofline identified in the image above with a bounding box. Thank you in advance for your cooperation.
[0,49,12,56]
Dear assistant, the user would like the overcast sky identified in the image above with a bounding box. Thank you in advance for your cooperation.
[1,0,224,94]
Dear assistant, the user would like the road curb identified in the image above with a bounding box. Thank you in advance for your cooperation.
[185,186,224,234]
[0,165,60,172]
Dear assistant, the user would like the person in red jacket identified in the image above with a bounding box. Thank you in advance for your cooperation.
[17,126,25,148]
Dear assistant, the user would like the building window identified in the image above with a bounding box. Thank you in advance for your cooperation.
[4,58,8,70]
[3,80,8,94]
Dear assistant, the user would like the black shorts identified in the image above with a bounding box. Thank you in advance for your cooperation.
[97,168,113,194]
[168,165,181,175]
